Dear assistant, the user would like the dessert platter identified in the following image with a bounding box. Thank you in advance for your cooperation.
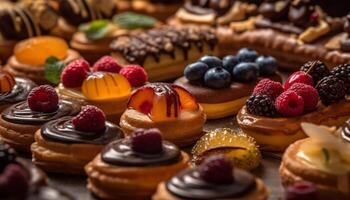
[2,1,350,200]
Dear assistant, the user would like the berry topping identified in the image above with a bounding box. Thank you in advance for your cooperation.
[199,55,223,68]
[72,105,106,132]
[27,85,59,113]
[0,164,29,198]
[286,182,317,200]
[0,142,17,173]
[284,71,314,90]
[0,72,16,94]
[237,48,258,62]
[119,65,148,87]
[184,62,209,82]
[255,55,278,76]
[316,76,346,106]
[198,155,234,184]
[288,83,319,111]
[246,94,277,117]
[300,60,329,84]
[252,79,284,100]
[93,56,122,73]
[204,67,231,89]
[275,91,305,117]
[222,55,238,75]
[330,64,350,94]
[233,62,259,83]
[61,59,90,88]
[131,128,163,154]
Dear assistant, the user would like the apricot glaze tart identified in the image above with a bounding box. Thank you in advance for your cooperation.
[0,85,80,152]
[120,83,206,147]
[280,122,350,200]
[238,61,350,151]
[31,105,123,174]
[152,154,269,200]
[3,36,80,84]
[85,128,189,200]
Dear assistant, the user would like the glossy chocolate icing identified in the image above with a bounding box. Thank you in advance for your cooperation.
[255,18,303,34]
[166,168,256,199]
[101,140,181,166]
[258,0,290,21]
[27,186,74,200]
[41,116,123,144]
[0,77,36,106]
[2,100,80,125]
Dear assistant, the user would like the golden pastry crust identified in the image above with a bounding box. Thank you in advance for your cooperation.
[85,152,190,200]
[152,178,269,200]
[280,139,350,200]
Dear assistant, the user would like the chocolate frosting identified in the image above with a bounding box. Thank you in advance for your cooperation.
[258,0,290,21]
[0,77,36,106]
[184,0,235,17]
[41,116,123,145]
[255,18,303,34]
[101,140,181,167]
[166,168,256,200]
[2,100,80,125]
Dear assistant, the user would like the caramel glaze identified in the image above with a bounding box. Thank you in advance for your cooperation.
[166,168,256,200]
[0,77,36,106]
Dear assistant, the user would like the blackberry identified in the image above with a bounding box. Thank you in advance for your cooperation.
[0,142,17,172]
[300,60,330,84]
[246,94,276,117]
[316,76,346,106]
[331,64,350,94]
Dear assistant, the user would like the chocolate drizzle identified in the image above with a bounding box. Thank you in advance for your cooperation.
[2,100,80,125]
[166,168,256,200]
[101,140,181,166]
[0,77,36,106]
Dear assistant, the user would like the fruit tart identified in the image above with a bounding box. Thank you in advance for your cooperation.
[237,61,350,151]
[120,82,206,147]
[85,128,189,199]
[152,154,269,200]
[175,50,282,119]
[280,122,350,200]
[31,105,123,174]
[0,85,81,152]
[3,36,80,84]
[110,25,218,81]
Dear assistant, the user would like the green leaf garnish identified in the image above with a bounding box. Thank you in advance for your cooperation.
[322,148,330,165]
[44,56,66,85]
[113,12,157,30]
[79,19,110,40]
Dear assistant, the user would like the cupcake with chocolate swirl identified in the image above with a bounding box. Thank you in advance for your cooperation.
[85,128,189,199]
[0,85,81,152]
[153,154,269,200]
[31,105,123,174]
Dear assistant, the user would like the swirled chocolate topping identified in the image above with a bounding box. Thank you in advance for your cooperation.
[0,78,36,106]
[101,140,181,166]
[41,116,123,144]
[341,119,350,142]
[258,0,290,21]
[166,168,256,200]
[111,26,217,65]
[2,100,80,125]
[184,0,235,16]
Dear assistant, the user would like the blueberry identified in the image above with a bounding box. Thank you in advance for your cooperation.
[204,67,231,89]
[222,55,238,75]
[255,55,278,76]
[199,56,223,68]
[237,48,258,62]
[233,62,259,82]
[184,62,209,82]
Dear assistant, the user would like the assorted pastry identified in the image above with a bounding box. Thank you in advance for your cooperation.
[175,49,282,119]
[85,128,190,199]
[237,61,350,151]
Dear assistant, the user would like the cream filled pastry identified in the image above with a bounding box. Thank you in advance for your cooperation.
[85,128,189,199]
[31,105,123,174]
[120,82,206,147]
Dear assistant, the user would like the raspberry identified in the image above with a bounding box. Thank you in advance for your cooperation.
[0,164,29,198]
[252,79,284,99]
[61,59,90,88]
[286,182,317,200]
[246,94,277,117]
[288,83,319,111]
[275,91,305,117]
[27,85,59,113]
[284,71,314,90]
[92,56,122,73]
[0,142,17,173]
[316,76,346,106]
[72,105,106,132]
[131,128,163,154]
[198,155,234,184]
[300,60,329,84]
[119,65,148,87]
[330,64,350,94]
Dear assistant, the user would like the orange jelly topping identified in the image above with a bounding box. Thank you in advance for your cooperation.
[0,71,15,93]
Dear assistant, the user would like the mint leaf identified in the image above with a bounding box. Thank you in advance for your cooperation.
[113,12,157,30]
[322,148,330,165]
[79,19,110,40]
[45,56,66,85]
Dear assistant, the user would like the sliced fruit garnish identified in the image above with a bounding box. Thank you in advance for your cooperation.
[173,85,199,110]
[0,71,16,93]
[192,128,261,170]
[128,87,155,115]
